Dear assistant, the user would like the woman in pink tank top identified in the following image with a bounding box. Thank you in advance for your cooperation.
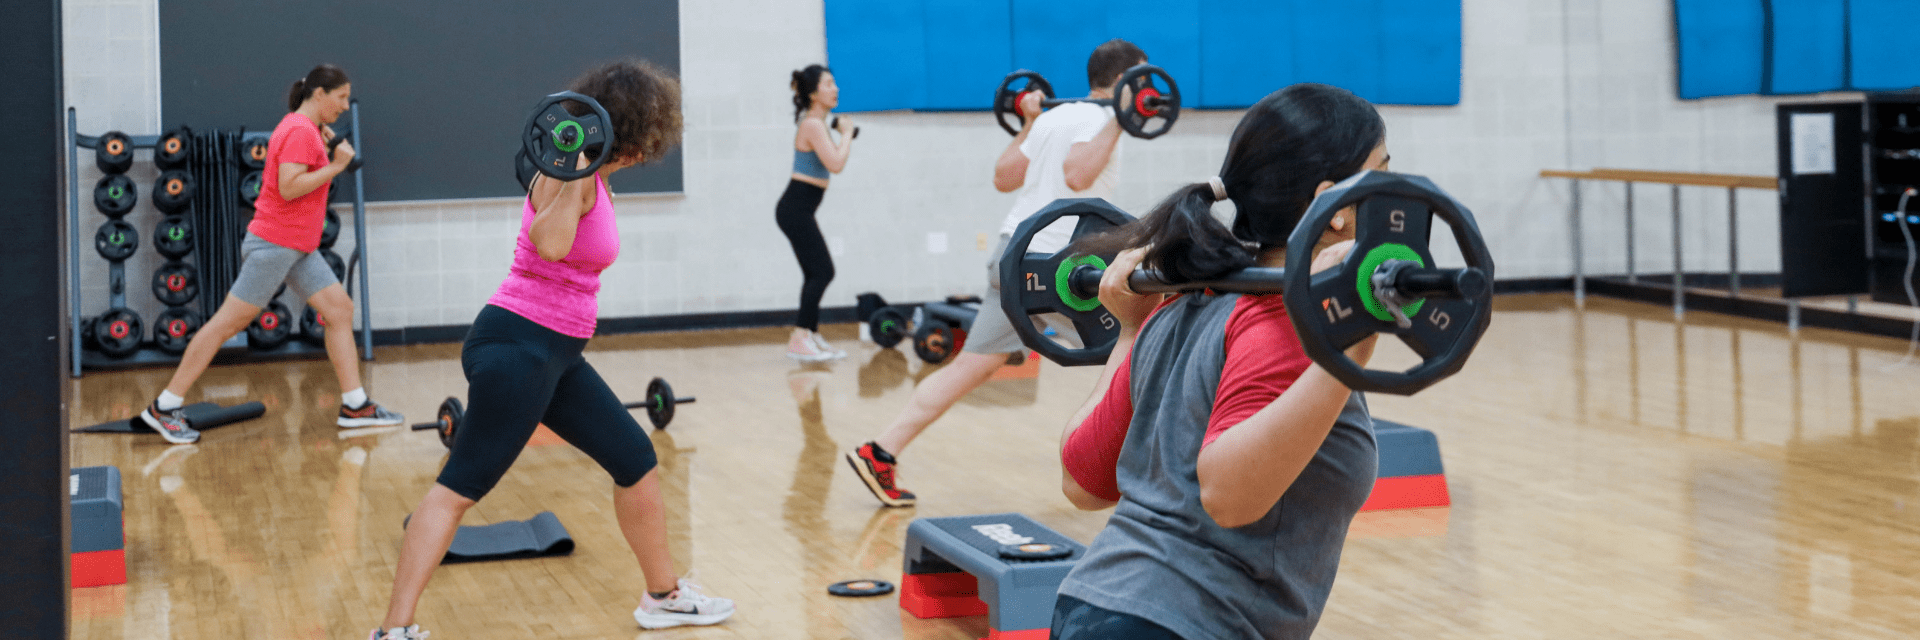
[370,61,735,640]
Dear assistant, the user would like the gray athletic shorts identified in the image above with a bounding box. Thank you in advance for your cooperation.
[963,235,1083,355]
[229,233,339,308]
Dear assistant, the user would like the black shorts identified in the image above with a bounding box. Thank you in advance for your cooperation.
[435,305,659,501]
[1051,595,1186,640]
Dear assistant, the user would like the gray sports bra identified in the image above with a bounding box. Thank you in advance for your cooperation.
[793,149,829,180]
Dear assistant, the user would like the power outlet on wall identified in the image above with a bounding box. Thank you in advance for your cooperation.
[978,233,989,250]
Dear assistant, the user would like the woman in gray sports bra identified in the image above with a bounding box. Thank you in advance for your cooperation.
[778,64,856,361]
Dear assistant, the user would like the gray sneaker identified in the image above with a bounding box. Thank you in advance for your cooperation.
[338,401,405,428]
[139,400,201,444]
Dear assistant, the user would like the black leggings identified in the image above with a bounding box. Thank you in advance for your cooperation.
[776,179,832,332]
[1051,595,1186,640]
[435,305,659,501]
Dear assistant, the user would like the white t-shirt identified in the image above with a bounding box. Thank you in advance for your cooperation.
[999,101,1122,253]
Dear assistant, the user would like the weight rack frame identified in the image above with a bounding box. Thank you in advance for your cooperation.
[65,106,376,376]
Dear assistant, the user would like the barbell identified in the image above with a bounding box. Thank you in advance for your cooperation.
[993,64,1181,139]
[409,377,696,447]
[997,171,1495,395]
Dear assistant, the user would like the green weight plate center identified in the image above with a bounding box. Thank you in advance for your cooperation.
[1054,254,1107,312]
[551,121,586,153]
[1356,243,1427,322]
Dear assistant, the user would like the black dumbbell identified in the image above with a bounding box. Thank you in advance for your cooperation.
[993,64,1181,139]
[831,116,860,139]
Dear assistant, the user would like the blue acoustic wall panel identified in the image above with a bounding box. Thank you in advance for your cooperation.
[1199,0,1295,108]
[923,0,1013,109]
[1107,0,1201,102]
[826,0,927,111]
[1767,0,1848,94]
[1292,0,1385,101]
[1011,0,1110,99]
[1850,0,1920,90]
[1378,0,1462,105]
[1673,0,1765,99]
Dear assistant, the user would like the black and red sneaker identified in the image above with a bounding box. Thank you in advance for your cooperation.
[846,442,916,507]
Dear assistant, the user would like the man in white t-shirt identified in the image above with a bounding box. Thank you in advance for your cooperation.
[848,39,1149,507]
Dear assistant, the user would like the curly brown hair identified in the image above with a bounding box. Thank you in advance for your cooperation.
[564,59,683,165]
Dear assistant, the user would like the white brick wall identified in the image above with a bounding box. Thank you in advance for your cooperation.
[64,0,1856,333]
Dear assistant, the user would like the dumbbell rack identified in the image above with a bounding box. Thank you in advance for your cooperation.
[65,106,376,376]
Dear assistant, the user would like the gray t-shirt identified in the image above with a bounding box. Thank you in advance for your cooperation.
[1057,292,1377,640]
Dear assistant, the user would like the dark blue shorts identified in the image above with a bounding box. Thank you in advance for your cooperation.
[1052,594,1186,640]
[435,305,658,501]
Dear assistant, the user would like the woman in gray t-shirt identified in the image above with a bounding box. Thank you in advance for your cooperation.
[1055,83,1391,640]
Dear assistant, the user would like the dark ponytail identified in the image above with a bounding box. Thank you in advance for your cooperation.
[790,64,829,122]
[287,64,350,112]
[1069,83,1384,282]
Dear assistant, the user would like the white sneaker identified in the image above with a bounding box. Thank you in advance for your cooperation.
[368,624,429,640]
[633,577,736,629]
[811,333,847,359]
[787,332,835,362]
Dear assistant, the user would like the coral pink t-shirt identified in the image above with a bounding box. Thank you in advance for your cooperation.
[486,174,620,338]
[249,112,331,252]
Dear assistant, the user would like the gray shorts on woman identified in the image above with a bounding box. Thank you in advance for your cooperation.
[228,232,339,308]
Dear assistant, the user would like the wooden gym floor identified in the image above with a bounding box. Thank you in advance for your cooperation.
[65,293,1920,639]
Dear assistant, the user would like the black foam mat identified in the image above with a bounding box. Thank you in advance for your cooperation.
[73,401,265,433]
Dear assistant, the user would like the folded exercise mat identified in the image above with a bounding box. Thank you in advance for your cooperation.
[442,511,575,564]
[73,401,265,433]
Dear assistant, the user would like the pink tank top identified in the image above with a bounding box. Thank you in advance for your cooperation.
[486,174,619,338]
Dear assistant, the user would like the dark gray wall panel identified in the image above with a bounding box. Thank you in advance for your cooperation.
[161,0,681,201]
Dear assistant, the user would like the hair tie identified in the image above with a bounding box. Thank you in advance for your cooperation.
[1206,176,1227,202]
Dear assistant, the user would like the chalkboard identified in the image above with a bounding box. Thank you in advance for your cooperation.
[160,1,682,202]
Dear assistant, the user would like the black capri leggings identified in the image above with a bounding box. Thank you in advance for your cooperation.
[435,305,659,501]
[776,179,832,332]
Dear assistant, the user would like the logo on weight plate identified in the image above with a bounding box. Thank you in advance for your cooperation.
[972,523,1033,546]
[1024,272,1047,291]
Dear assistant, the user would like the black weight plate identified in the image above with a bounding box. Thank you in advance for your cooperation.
[1114,64,1180,140]
[95,131,132,174]
[514,148,540,192]
[997,198,1134,367]
[319,209,341,249]
[998,542,1073,561]
[437,397,464,448]
[155,127,192,170]
[92,308,143,357]
[94,220,139,262]
[237,136,269,170]
[238,170,263,208]
[154,216,194,259]
[93,174,137,217]
[299,306,329,344]
[152,170,196,213]
[151,261,199,306]
[522,91,612,182]
[868,306,909,349]
[914,324,959,364]
[319,249,347,283]
[645,377,675,429]
[1282,171,1495,396]
[153,307,202,355]
[993,70,1054,136]
[247,301,292,350]
[826,580,894,597]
